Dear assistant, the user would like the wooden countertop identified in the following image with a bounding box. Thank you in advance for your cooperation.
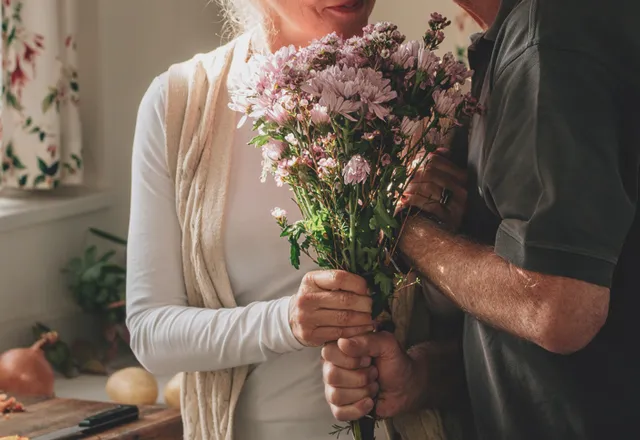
[0,396,182,439]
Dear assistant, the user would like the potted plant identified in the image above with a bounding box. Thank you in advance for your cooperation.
[62,228,129,367]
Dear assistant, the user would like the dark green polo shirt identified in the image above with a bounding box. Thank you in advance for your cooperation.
[457,0,640,438]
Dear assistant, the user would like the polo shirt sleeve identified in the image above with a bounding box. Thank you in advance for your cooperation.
[483,45,636,287]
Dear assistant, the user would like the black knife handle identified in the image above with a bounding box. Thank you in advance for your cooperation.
[79,405,139,429]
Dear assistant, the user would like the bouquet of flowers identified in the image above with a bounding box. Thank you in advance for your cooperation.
[230,14,478,440]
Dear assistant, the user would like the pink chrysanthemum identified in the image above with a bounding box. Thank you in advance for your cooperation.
[343,155,371,185]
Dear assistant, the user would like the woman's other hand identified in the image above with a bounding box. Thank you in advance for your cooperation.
[289,271,374,347]
[399,149,468,232]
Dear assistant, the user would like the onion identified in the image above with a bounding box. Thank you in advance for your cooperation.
[163,373,182,410]
[0,333,57,397]
[106,367,158,405]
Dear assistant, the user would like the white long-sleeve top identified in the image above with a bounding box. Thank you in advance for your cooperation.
[127,73,337,440]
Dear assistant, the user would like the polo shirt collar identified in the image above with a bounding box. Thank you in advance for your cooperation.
[485,0,521,41]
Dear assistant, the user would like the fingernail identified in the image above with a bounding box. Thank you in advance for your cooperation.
[360,356,372,368]
[363,398,375,413]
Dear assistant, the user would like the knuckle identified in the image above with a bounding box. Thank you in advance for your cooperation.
[295,308,309,324]
[338,293,352,307]
[333,408,349,422]
[347,357,362,370]
[336,310,351,325]
[321,342,337,361]
[332,270,347,285]
[324,365,339,385]
[302,272,314,286]
[296,293,311,309]
[424,162,435,173]
[299,329,313,342]
[356,370,369,387]
[326,386,340,405]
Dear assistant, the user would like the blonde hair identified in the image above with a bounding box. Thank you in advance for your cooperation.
[216,0,264,36]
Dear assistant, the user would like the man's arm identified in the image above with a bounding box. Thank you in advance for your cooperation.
[401,217,608,354]
[400,45,635,355]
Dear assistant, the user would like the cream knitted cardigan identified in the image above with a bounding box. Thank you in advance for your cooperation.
[163,32,465,440]
[164,34,251,440]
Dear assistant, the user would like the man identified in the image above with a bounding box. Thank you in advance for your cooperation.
[322,0,640,439]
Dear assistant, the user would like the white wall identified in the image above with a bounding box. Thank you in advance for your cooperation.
[371,0,479,55]
[84,0,223,235]
[0,0,221,350]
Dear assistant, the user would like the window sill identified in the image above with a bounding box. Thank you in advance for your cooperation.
[0,187,115,233]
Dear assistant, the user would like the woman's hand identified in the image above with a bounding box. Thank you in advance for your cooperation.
[399,149,468,231]
[289,270,374,347]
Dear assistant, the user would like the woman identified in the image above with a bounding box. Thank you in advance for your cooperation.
[126,1,468,439]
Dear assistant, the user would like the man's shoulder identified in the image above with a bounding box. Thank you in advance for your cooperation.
[494,0,640,84]
[498,0,638,57]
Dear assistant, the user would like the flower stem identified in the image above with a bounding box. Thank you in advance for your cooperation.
[349,191,357,272]
[352,421,362,440]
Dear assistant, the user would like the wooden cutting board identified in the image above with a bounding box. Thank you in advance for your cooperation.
[0,396,182,439]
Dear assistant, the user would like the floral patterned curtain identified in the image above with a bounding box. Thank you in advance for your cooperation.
[1,0,81,190]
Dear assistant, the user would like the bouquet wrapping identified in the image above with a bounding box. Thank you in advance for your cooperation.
[230,15,478,440]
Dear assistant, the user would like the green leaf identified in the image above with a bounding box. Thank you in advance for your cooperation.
[89,228,127,246]
[70,81,79,92]
[71,153,83,168]
[25,117,32,126]
[5,143,14,158]
[249,134,272,147]
[102,264,126,275]
[95,288,110,305]
[357,246,379,272]
[33,174,46,186]
[102,273,121,288]
[5,92,22,110]
[374,272,394,297]
[39,131,46,142]
[12,154,26,169]
[370,195,399,237]
[42,89,58,113]
[289,239,301,270]
[17,175,27,187]
[84,245,98,265]
[7,26,16,45]
[98,250,116,263]
[81,263,105,284]
[37,157,49,174]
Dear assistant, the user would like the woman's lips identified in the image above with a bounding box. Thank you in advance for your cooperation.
[325,0,365,14]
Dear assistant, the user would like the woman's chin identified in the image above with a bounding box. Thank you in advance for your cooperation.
[319,20,370,40]
[321,0,372,37]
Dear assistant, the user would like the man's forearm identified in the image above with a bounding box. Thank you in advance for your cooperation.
[399,215,608,354]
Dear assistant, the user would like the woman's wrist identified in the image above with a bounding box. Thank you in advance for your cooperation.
[279,296,306,351]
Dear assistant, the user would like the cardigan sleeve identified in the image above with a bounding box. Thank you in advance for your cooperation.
[126,75,304,376]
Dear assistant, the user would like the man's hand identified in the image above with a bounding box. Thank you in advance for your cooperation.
[321,332,421,421]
